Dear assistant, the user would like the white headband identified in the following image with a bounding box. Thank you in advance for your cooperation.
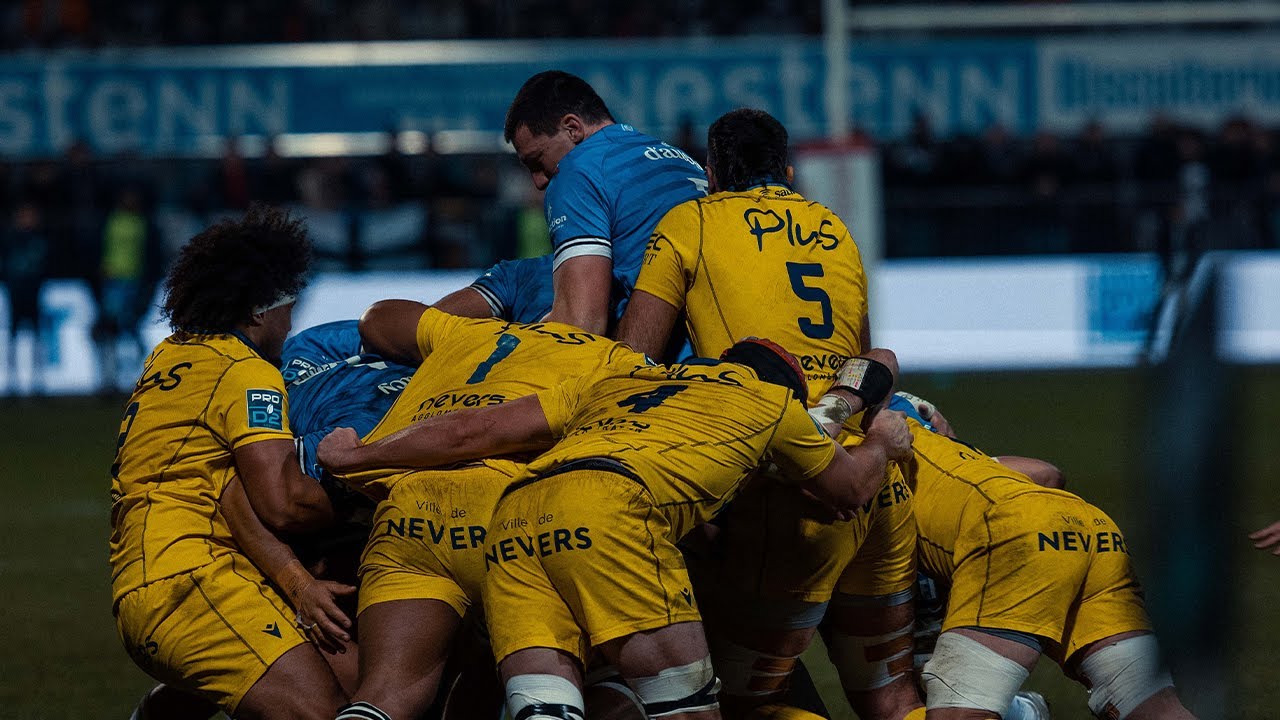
[253,293,297,314]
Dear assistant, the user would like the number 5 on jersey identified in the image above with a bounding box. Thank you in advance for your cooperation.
[786,262,834,339]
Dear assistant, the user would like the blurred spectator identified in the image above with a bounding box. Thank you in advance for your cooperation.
[96,187,159,393]
[4,200,49,395]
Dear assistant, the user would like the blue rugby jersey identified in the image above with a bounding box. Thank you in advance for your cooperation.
[544,123,707,319]
[281,321,415,500]
[470,253,554,324]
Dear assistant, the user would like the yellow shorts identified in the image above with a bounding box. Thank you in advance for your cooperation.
[358,464,510,617]
[482,468,702,664]
[113,553,307,714]
[718,468,914,604]
[836,471,917,600]
[942,493,1152,661]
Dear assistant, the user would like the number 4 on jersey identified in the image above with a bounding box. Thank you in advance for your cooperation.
[617,384,687,413]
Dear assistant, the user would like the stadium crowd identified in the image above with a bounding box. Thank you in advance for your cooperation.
[106,70,1203,720]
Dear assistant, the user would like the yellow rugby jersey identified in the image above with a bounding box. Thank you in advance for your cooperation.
[344,308,643,488]
[109,333,294,604]
[905,420,1077,580]
[635,184,868,403]
[530,357,837,539]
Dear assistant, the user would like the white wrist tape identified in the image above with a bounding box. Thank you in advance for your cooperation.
[808,393,855,431]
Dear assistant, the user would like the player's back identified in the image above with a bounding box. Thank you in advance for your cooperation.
[528,357,832,538]
[109,334,287,602]
[547,124,706,313]
[345,309,643,489]
[907,420,1075,578]
[282,322,415,492]
[640,184,867,403]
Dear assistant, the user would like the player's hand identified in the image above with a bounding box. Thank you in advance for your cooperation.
[1249,521,1280,555]
[928,407,956,438]
[293,579,356,654]
[317,427,363,473]
[864,409,913,463]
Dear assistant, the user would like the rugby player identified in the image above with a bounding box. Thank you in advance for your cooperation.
[616,108,918,720]
[110,208,352,719]
[318,338,913,720]
[894,394,1199,720]
[319,301,647,720]
[505,70,708,334]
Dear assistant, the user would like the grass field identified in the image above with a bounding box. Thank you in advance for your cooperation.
[2,366,1276,719]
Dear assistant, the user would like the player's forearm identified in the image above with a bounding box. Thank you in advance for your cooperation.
[330,407,526,473]
[808,439,891,511]
[222,478,315,602]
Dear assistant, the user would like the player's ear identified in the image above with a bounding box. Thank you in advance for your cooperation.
[561,113,585,143]
[706,166,719,193]
[785,165,795,183]
[248,311,265,327]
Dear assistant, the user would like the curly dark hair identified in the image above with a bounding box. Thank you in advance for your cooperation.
[504,70,614,142]
[707,108,789,191]
[162,205,311,334]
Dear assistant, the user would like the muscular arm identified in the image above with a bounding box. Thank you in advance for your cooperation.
[318,393,557,479]
[221,477,317,598]
[358,299,429,366]
[805,409,912,511]
[615,289,680,359]
[221,478,353,649]
[434,286,498,320]
[234,438,335,534]
[545,255,613,335]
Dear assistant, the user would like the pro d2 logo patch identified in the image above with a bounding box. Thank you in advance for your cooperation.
[246,390,284,430]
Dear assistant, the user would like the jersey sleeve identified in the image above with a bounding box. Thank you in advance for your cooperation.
[209,359,294,450]
[470,261,513,318]
[633,200,698,309]
[416,306,469,359]
[545,163,613,271]
[534,373,593,438]
[768,398,839,480]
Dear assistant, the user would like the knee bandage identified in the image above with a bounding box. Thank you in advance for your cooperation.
[336,701,392,720]
[583,666,645,717]
[629,657,721,718]
[714,640,800,698]
[504,674,585,720]
[920,632,1029,712]
[1077,634,1173,720]
[826,622,915,691]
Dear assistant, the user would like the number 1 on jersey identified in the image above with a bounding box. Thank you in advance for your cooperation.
[468,333,521,384]
[786,262,834,339]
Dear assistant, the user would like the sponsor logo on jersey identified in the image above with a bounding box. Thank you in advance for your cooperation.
[246,390,284,430]
[484,527,593,569]
[263,622,282,638]
[1037,530,1128,554]
[383,516,488,550]
[742,208,840,252]
[642,144,702,170]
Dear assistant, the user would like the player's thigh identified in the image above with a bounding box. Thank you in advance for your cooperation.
[237,642,347,720]
[1056,505,1154,661]
[944,496,1090,641]
[351,599,461,716]
[717,476,867,605]
[114,554,312,716]
[359,467,500,617]
[492,470,702,653]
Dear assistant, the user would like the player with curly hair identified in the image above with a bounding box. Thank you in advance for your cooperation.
[110,206,353,720]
